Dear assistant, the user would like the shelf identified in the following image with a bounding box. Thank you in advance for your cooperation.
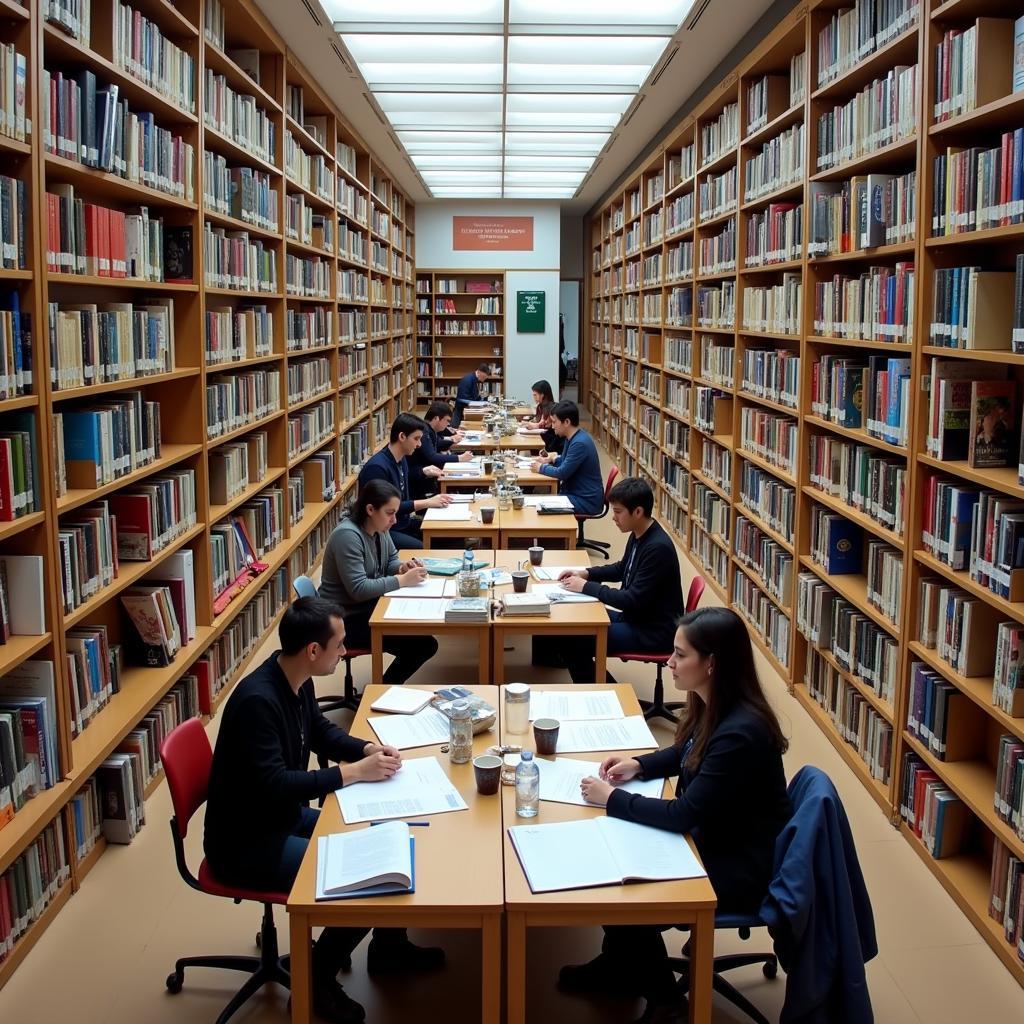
[204,206,283,242]
[741,102,805,150]
[0,510,46,545]
[0,0,29,19]
[44,153,198,212]
[0,395,39,415]
[925,223,1024,249]
[285,114,333,163]
[739,258,804,276]
[47,274,199,291]
[207,351,284,372]
[929,90,1024,138]
[288,432,338,471]
[209,467,287,523]
[746,621,792,685]
[203,122,279,178]
[738,446,797,487]
[921,345,1024,364]
[804,413,910,457]
[798,554,901,637]
[812,638,896,725]
[810,135,918,182]
[0,632,54,681]
[917,453,1024,501]
[286,235,335,259]
[808,240,916,265]
[802,485,905,549]
[0,884,73,990]
[914,548,1024,629]
[811,24,920,103]
[287,388,335,414]
[736,388,799,416]
[697,146,738,178]
[733,555,792,615]
[806,333,912,352]
[126,0,199,39]
[50,367,200,403]
[735,498,794,554]
[204,40,282,117]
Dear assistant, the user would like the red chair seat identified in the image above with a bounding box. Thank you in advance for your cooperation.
[617,652,671,665]
[197,859,289,906]
[344,647,371,657]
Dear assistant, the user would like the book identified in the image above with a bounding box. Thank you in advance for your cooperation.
[500,593,551,617]
[507,816,706,894]
[315,821,415,901]
[369,686,433,715]
[969,381,1016,468]
[1016,17,1024,93]
[424,557,488,576]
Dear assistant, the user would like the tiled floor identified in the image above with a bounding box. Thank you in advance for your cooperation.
[2,434,1023,1023]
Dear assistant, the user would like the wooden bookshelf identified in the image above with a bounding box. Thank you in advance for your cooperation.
[0,0,415,986]
[585,0,1024,986]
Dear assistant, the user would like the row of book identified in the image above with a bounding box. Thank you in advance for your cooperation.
[741,346,799,410]
[742,277,802,336]
[698,166,737,222]
[698,221,735,276]
[744,203,802,267]
[807,172,916,257]
[44,0,90,45]
[666,240,693,281]
[700,101,738,169]
[905,661,976,762]
[204,70,276,166]
[739,406,797,476]
[203,154,278,231]
[899,753,970,860]
[696,281,734,329]
[206,369,281,440]
[0,176,26,271]
[732,572,791,668]
[815,0,919,88]
[284,131,334,202]
[285,196,333,252]
[114,2,196,113]
[285,254,331,298]
[666,193,695,237]
[287,400,335,460]
[286,356,332,405]
[287,308,331,351]
[995,734,1024,841]
[928,267,1018,352]
[692,481,730,540]
[0,44,28,145]
[699,336,734,387]
[812,263,914,342]
[0,293,33,400]
[734,515,792,606]
[203,224,277,293]
[989,841,1024,958]
[206,303,273,365]
[209,431,268,507]
[743,123,804,204]
[924,362,1016,465]
[338,269,368,303]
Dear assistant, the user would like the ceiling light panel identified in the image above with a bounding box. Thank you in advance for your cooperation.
[508,0,693,27]
[326,1,505,26]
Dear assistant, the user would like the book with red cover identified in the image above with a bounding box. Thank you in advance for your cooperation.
[969,380,1016,468]
[107,493,152,560]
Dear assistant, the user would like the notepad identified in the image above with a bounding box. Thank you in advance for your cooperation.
[315,821,415,900]
[524,495,573,509]
[529,689,624,722]
[554,716,658,753]
[531,583,599,604]
[423,506,472,521]
[537,757,664,806]
[508,816,706,893]
[368,706,450,749]
[382,598,447,621]
[370,686,435,715]
[335,756,468,824]
[530,566,581,581]
[423,557,489,576]
[389,579,451,599]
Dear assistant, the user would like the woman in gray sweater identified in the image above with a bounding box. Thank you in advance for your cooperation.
[319,479,439,683]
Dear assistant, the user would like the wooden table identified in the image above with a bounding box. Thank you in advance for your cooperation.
[419,498,501,550]
[500,684,717,1024]
[439,468,557,494]
[368,549,494,684]
[287,684,505,1024]
[496,505,579,550]
[459,405,533,421]
[490,550,609,685]
[453,432,545,452]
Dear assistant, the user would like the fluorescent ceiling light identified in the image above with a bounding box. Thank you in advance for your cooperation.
[508,0,693,25]
[375,92,503,113]
[430,189,503,197]
[504,155,594,171]
[413,154,503,169]
[360,63,504,87]
[506,93,634,114]
[326,1,504,24]
[504,170,586,184]
[421,170,502,183]
[506,36,667,66]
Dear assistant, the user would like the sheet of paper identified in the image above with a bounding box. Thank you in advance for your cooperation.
[446,493,475,503]
[555,716,658,753]
[524,495,573,508]
[508,819,622,893]
[529,689,625,722]
[335,755,468,824]
[423,506,473,521]
[598,817,707,883]
[382,598,447,621]
[531,566,585,581]
[481,568,513,586]
[389,579,451,598]
[368,707,450,749]
[531,583,599,604]
[444,463,482,475]
[370,686,435,715]
[537,757,664,806]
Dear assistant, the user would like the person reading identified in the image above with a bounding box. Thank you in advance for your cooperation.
[358,412,452,549]
[452,362,490,427]
[319,479,439,684]
[204,598,444,1024]
[557,477,684,684]
[518,379,563,454]
[560,608,791,1022]
[529,400,603,515]
[410,400,474,498]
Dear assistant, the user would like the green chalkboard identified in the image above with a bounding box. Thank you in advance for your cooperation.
[516,290,545,333]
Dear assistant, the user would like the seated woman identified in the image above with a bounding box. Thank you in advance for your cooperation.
[519,378,563,453]
[318,479,438,684]
[562,607,792,1022]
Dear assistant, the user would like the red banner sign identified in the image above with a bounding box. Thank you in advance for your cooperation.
[453,216,535,251]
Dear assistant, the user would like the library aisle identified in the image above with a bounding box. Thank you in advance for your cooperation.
[0,435,1021,1024]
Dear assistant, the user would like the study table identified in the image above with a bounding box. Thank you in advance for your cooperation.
[418,498,576,550]
[458,404,533,421]
[286,684,505,1024]
[419,498,501,550]
[496,505,578,549]
[439,466,558,494]
[501,684,717,1024]
[452,431,545,452]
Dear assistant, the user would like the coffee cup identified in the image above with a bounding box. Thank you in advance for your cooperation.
[473,754,502,795]
[511,570,529,593]
[480,506,496,524]
[533,718,560,756]
[481,458,493,474]
[511,494,525,509]
[528,546,544,566]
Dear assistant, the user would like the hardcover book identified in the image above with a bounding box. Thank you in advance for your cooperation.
[969,380,1016,468]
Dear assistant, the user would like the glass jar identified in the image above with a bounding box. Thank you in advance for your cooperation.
[504,682,530,734]
[458,570,481,596]
[448,699,473,764]
[497,486,512,511]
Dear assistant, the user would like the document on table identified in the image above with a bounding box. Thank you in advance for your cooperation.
[336,755,468,824]
[368,707,450,750]
[389,579,451,598]
[531,566,584,581]
[423,506,473,521]
[537,757,664,806]
[508,816,706,893]
[524,495,573,508]
[370,686,434,715]
[382,598,447,621]
[445,462,482,475]
[555,716,658,753]
[531,583,599,604]
[529,689,625,721]
[481,568,513,586]
[446,493,476,503]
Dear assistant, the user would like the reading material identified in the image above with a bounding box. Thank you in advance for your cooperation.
[382,598,447,622]
[524,495,573,509]
[531,566,584,581]
[529,689,625,722]
[531,583,600,604]
[423,506,473,522]
[369,686,435,715]
[389,579,451,599]
[537,757,664,806]
[335,756,468,824]
[368,707,451,750]
[315,821,415,900]
[555,716,658,753]
[508,816,706,893]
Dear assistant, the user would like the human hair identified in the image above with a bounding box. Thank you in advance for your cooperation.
[425,400,453,423]
[279,596,344,656]
[476,363,491,374]
[390,412,428,443]
[531,379,554,403]
[350,478,400,527]
[609,477,654,517]
[673,607,789,768]
[549,400,579,426]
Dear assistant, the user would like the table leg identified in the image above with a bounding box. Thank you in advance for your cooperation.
[289,913,312,1024]
[688,908,714,1024]
[478,628,492,685]
[481,913,502,1024]
[594,627,608,685]
[491,626,506,685]
[506,910,527,1024]
[371,628,384,685]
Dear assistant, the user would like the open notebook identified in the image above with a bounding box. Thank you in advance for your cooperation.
[315,821,415,900]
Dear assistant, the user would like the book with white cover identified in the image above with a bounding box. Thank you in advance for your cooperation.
[316,821,415,900]
[370,686,434,715]
[501,593,551,616]
[423,506,472,521]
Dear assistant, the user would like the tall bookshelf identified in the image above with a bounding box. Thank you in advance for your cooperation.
[0,0,415,987]
[414,270,506,404]
[587,0,1024,985]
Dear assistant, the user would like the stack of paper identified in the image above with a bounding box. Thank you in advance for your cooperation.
[529,689,624,721]
[335,756,468,824]
[445,597,490,622]
[445,462,482,476]
[423,506,472,522]
[524,495,573,509]
[536,757,664,806]
[370,686,434,715]
[382,598,447,621]
[554,716,658,753]
[368,706,450,749]
[501,593,551,616]
[390,579,451,598]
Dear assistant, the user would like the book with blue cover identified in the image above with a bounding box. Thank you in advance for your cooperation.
[315,822,415,901]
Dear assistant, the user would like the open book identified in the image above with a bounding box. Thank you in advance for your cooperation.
[315,821,415,900]
[508,816,706,893]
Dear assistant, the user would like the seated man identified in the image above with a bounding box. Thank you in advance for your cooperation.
[410,400,474,499]
[452,363,490,427]
[204,597,444,1024]
[530,400,604,516]
[358,411,452,549]
[558,477,684,684]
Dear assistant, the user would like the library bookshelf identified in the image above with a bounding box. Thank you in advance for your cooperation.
[586,0,1024,985]
[415,270,506,404]
[0,0,416,987]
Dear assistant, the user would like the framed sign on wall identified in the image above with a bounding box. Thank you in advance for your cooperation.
[516,291,545,333]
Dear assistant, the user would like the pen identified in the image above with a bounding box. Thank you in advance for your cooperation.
[370,821,430,827]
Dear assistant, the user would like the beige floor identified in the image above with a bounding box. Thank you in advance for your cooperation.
[2,432,1024,1024]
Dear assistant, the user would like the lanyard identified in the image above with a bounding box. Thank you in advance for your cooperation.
[374,532,384,578]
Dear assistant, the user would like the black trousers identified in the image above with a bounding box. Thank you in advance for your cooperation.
[390,517,423,551]
[344,610,438,684]
[602,924,677,1001]
[452,400,468,428]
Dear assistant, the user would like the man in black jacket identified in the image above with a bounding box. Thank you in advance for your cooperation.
[558,477,684,684]
[204,598,444,1024]
[410,400,474,498]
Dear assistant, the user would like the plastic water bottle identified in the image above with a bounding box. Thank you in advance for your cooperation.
[515,750,539,818]
[462,547,474,574]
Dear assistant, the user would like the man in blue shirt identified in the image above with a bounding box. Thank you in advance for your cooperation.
[530,400,604,515]
[410,400,474,499]
[358,412,452,549]
[452,363,490,427]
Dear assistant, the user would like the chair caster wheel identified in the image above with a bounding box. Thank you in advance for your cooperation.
[166,972,184,994]
[763,960,778,980]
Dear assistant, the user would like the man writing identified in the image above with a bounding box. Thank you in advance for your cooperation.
[452,363,490,427]
[530,400,604,515]
[204,598,444,1023]
[410,400,474,498]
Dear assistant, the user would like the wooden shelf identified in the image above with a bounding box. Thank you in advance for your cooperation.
[209,467,287,523]
[808,240,916,265]
[203,40,282,116]
[202,122,279,177]
[801,485,904,549]
[797,555,901,637]
[47,274,199,291]
[49,367,201,403]
[741,102,805,150]
[929,90,1024,138]
[925,223,1024,248]
[810,135,918,182]
[0,883,73,989]
[811,24,920,102]
[204,206,283,242]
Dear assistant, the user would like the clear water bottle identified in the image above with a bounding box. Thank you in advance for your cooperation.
[448,699,473,765]
[462,547,474,573]
[515,750,539,818]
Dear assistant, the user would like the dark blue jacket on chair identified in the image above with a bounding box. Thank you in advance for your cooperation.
[759,766,877,1024]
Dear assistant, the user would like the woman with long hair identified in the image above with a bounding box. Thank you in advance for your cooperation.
[318,478,438,683]
[519,379,564,453]
[561,606,792,1021]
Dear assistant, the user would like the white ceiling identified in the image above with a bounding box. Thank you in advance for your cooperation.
[255,0,778,213]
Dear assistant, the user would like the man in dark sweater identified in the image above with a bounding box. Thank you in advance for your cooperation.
[530,401,604,515]
[451,363,489,427]
[358,412,452,548]
[410,400,474,498]
[558,477,684,684]
[204,598,444,1024]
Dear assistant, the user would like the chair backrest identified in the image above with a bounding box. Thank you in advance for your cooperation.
[603,466,620,503]
[159,717,213,840]
[685,574,706,613]
[292,574,318,599]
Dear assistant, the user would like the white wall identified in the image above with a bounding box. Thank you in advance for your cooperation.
[559,281,580,363]
[505,271,560,402]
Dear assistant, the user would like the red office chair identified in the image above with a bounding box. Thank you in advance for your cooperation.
[575,466,620,558]
[160,719,290,1023]
[625,575,706,724]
